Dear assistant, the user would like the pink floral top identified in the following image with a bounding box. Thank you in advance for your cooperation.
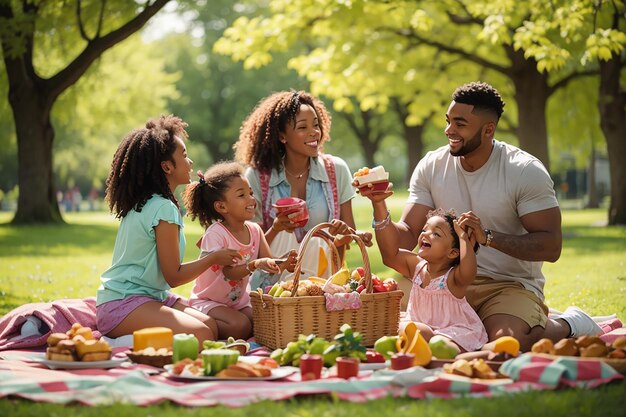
[405,260,488,351]
[189,222,261,310]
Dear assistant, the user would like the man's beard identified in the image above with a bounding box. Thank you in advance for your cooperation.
[449,126,482,157]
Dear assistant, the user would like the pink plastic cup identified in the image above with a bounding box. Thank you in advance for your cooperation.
[336,357,360,379]
[273,197,309,228]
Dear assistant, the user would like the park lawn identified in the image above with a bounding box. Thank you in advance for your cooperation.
[0,196,625,415]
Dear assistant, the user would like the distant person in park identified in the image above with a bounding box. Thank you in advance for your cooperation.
[182,161,296,339]
[358,81,601,351]
[234,90,371,289]
[96,115,242,343]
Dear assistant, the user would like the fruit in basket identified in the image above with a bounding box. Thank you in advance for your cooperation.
[383,278,398,291]
[374,335,399,360]
[429,335,460,359]
[350,267,365,280]
[268,283,281,296]
[329,268,351,285]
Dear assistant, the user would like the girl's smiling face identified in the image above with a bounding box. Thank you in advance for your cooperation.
[417,215,459,264]
[162,136,193,192]
[280,104,321,159]
[217,176,257,222]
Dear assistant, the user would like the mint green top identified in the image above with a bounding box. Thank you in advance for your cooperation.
[97,194,185,306]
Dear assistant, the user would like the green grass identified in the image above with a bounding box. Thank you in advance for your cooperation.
[1,197,625,415]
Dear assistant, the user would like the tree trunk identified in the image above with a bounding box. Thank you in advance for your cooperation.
[1,0,169,224]
[506,48,551,172]
[392,99,427,183]
[402,124,425,184]
[598,57,626,225]
[586,144,599,209]
[9,77,62,224]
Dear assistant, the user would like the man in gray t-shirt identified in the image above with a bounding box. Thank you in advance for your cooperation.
[359,82,601,351]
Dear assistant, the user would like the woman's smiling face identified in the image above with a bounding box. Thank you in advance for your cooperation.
[280,104,321,158]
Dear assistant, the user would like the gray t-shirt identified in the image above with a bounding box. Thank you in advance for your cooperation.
[408,140,558,299]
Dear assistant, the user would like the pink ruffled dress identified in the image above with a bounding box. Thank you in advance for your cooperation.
[405,260,488,351]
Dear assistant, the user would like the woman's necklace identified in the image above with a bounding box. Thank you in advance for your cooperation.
[284,161,310,179]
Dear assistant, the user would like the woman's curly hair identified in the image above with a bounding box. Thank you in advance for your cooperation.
[234,90,332,173]
[105,115,188,218]
[183,161,245,229]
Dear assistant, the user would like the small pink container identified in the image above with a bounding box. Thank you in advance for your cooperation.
[273,197,309,227]
[300,354,323,380]
[390,352,415,370]
[336,357,360,379]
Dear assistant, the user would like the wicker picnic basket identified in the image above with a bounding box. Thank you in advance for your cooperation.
[251,222,403,350]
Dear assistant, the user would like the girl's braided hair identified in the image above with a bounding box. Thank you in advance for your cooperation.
[183,161,245,229]
[105,115,188,218]
[234,90,332,173]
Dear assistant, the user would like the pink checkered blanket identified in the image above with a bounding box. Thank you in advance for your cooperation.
[0,351,621,406]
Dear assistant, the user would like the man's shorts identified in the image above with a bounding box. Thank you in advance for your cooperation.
[465,276,549,328]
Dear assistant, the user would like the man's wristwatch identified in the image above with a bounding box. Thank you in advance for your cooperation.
[483,229,493,247]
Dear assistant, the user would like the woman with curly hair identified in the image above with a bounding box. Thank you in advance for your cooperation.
[234,90,371,289]
[96,115,242,343]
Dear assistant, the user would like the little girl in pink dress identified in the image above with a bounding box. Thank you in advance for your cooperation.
[376,208,487,352]
[183,161,296,340]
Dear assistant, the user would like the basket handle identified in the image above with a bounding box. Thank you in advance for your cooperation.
[290,222,372,296]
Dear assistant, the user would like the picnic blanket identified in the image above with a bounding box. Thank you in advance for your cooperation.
[0,351,622,406]
[0,298,98,351]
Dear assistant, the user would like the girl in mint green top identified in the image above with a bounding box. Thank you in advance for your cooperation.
[96,115,242,343]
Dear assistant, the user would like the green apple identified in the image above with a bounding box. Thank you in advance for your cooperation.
[374,335,399,360]
[428,335,460,359]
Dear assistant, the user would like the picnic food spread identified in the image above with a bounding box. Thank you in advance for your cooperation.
[532,335,626,358]
[45,323,112,362]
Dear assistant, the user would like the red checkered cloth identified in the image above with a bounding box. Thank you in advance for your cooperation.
[0,351,621,406]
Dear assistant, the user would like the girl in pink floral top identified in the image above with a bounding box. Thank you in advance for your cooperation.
[375,208,487,352]
[183,161,296,339]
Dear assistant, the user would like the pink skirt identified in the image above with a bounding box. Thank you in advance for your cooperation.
[96,293,184,335]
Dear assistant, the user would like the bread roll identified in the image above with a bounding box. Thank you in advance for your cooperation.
[47,332,70,347]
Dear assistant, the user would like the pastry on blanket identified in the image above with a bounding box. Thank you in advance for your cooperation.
[75,339,112,361]
[530,338,554,354]
[575,335,604,349]
[579,343,608,358]
[46,332,70,347]
[46,339,77,361]
[552,338,578,356]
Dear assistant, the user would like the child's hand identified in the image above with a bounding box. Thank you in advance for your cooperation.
[209,249,242,266]
[254,258,281,274]
[453,219,469,240]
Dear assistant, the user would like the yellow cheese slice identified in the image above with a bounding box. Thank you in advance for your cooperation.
[133,327,173,351]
